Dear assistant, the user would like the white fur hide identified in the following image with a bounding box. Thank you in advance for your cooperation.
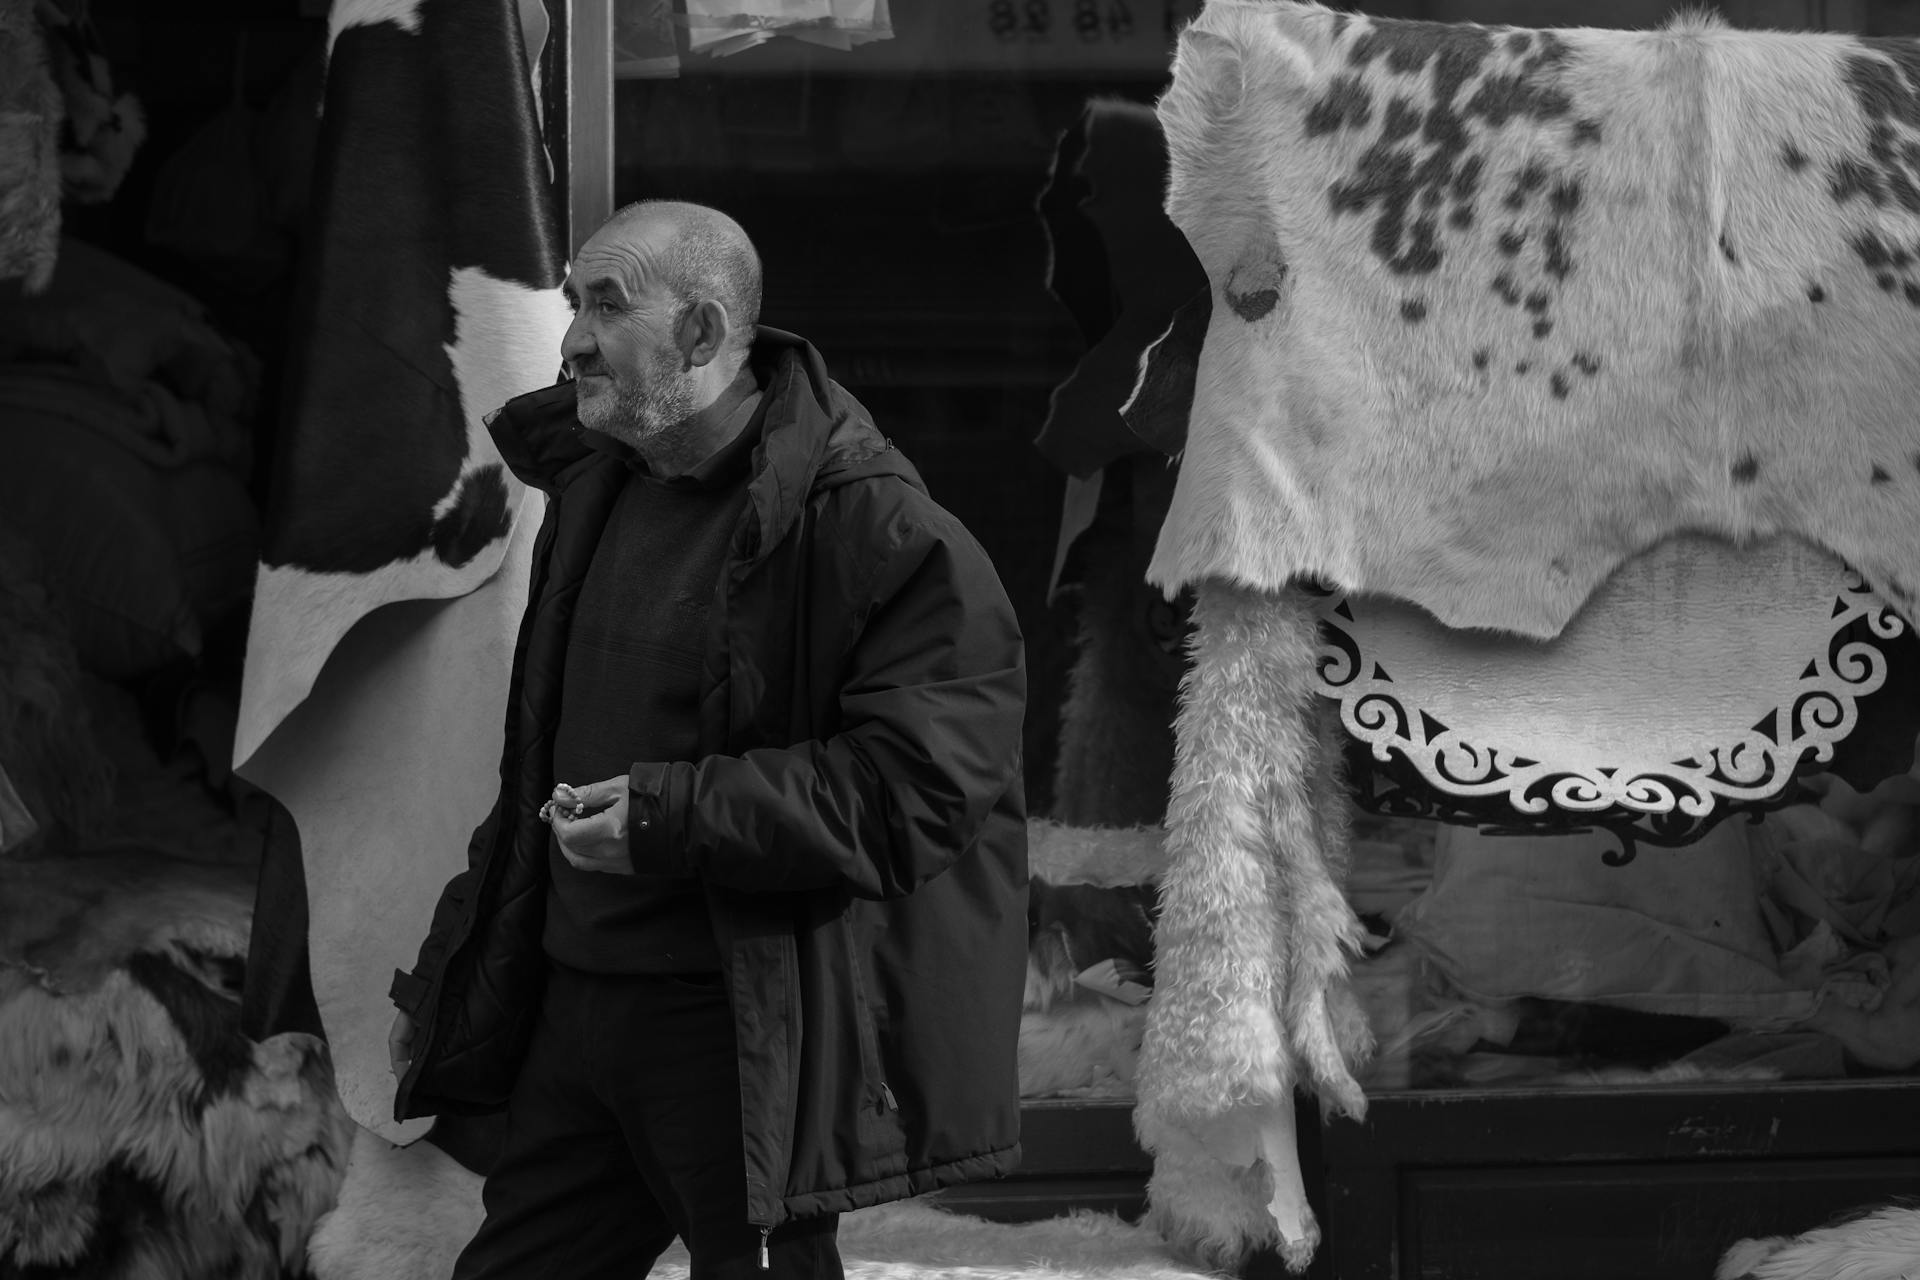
[1136,583,1370,1273]
[1148,1,1920,638]
[1716,1205,1920,1280]
[313,1134,1215,1280]
[1028,819,1169,886]
[1020,997,1145,1098]
[308,1126,486,1280]
[662,1201,1219,1280]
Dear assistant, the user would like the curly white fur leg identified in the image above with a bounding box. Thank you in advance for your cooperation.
[1138,581,1369,1271]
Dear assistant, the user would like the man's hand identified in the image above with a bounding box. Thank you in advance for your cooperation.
[389,1009,415,1079]
[546,776,634,876]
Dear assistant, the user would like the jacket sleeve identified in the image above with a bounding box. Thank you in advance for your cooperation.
[627,509,1026,900]
[390,798,501,1016]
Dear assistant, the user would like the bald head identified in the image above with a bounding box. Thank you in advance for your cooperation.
[599,200,763,367]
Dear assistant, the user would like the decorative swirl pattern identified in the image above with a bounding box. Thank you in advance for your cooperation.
[1318,570,1906,829]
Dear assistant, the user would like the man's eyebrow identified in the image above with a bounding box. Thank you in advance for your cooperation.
[565,275,628,302]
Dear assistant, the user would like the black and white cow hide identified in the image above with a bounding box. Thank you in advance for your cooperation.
[231,0,568,1151]
[236,0,570,766]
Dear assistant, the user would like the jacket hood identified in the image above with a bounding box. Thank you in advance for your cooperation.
[488,328,922,559]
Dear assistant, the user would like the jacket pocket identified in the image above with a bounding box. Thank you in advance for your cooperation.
[838,915,888,1112]
[839,914,905,1174]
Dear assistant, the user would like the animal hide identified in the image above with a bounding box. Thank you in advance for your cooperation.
[239,491,539,1143]
[0,0,61,294]
[307,1125,486,1280]
[0,527,115,857]
[1022,826,1161,1098]
[234,0,570,765]
[1035,99,1208,481]
[313,1134,1212,1280]
[1716,1204,1920,1280]
[235,0,566,1147]
[1135,582,1369,1272]
[0,850,353,1277]
[1140,2,1920,1269]
[1148,1,1920,637]
[1027,818,1169,888]
[1047,467,1191,829]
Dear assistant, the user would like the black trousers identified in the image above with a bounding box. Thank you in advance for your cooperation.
[451,965,842,1280]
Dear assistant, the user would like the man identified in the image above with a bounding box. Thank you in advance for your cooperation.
[386,201,1030,1279]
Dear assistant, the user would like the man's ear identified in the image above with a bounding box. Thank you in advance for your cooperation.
[682,299,731,369]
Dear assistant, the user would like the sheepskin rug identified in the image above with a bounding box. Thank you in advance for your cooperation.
[312,1127,1214,1280]
[308,1126,487,1280]
[656,1201,1219,1280]
[1717,1205,1920,1280]
[0,849,353,1277]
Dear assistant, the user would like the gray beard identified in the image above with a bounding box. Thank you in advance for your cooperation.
[576,363,698,455]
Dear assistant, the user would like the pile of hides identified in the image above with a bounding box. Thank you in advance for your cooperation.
[0,525,352,1277]
[1134,2,1920,1271]
[1335,739,1920,1095]
[1717,1204,1920,1280]
[0,235,260,682]
[0,850,353,1277]
[0,0,143,294]
[310,1128,1212,1280]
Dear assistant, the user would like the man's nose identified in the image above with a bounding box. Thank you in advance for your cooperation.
[561,312,594,367]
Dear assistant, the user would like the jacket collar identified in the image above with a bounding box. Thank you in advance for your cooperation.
[486,329,919,542]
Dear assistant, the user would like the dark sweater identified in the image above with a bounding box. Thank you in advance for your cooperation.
[542,392,765,973]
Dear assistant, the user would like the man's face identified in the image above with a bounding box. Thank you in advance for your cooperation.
[560,226,698,448]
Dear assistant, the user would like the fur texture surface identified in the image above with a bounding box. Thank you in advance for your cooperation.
[0,527,116,856]
[1147,1,1920,638]
[313,1139,1216,1280]
[0,0,61,294]
[1019,997,1145,1097]
[659,1200,1218,1280]
[0,851,353,1277]
[1136,583,1370,1271]
[1716,1204,1920,1280]
[308,1125,486,1280]
[1050,516,1187,828]
[1029,819,1169,887]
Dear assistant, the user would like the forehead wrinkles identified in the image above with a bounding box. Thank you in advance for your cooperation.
[571,231,672,298]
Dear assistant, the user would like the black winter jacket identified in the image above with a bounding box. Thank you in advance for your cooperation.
[390,329,1029,1231]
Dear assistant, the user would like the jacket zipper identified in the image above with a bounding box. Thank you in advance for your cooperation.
[759,1226,770,1270]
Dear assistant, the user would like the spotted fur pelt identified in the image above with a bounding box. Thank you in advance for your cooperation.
[1135,582,1371,1273]
[1148,1,1920,635]
[0,850,354,1277]
[1717,1204,1920,1280]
